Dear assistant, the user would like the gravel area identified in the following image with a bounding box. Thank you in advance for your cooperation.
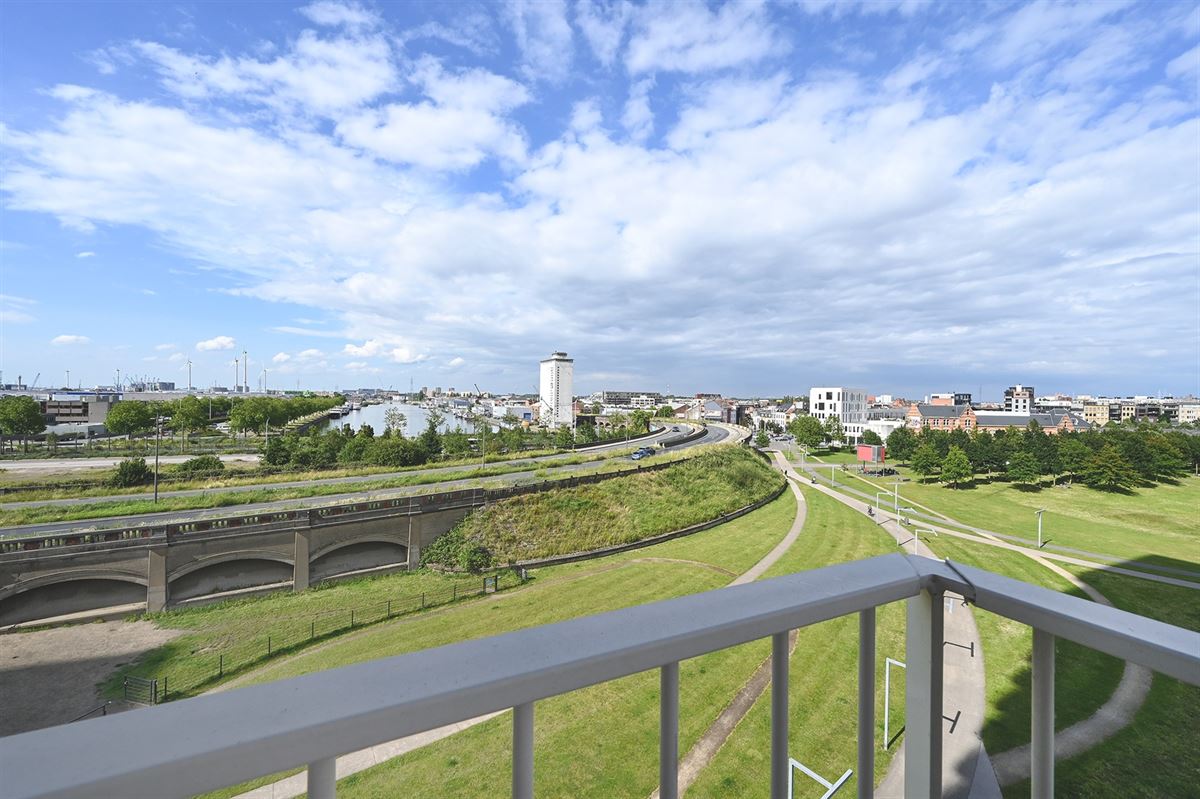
[0,620,180,737]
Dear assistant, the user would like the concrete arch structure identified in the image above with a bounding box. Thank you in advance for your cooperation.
[169,553,295,602]
[0,570,148,627]
[309,538,409,585]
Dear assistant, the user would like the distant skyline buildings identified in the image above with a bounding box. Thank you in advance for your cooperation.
[1,1,1196,397]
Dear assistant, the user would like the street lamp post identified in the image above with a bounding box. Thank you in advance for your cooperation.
[153,418,162,503]
[1035,509,1046,549]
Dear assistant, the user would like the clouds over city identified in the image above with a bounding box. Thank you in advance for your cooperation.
[1,0,1197,394]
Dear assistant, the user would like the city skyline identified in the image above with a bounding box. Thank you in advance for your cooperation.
[2,1,1198,397]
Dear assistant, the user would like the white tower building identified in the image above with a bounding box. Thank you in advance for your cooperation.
[809,386,868,443]
[539,351,574,429]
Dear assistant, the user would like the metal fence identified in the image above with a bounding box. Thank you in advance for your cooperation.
[142,570,525,703]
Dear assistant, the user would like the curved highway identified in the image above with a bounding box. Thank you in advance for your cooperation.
[1,424,736,537]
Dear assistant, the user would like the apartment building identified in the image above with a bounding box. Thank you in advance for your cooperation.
[538,352,574,429]
[809,387,867,442]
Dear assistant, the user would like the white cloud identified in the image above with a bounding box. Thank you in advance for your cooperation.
[167,352,186,362]
[0,294,36,324]
[51,334,90,345]
[154,343,176,351]
[297,348,324,359]
[343,339,384,357]
[272,352,291,363]
[299,1,380,29]
[622,78,655,142]
[505,0,574,82]
[626,1,787,74]
[196,335,236,351]
[1166,43,1200,82]
[447,356,465,367]
[336,57,530,169]
[141,288,157,295]
[76,250,96,258]
[577,0,632,66]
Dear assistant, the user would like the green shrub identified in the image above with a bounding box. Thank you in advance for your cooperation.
[110,457,153,487]
[458,543,494,573]
[174,455,225,475]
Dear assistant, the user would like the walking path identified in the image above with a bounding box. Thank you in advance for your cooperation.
[789,458,998,799]
[230,471,801,799]
[793,454,1158,790]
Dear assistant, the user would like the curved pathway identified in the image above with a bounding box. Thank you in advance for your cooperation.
[791,453,1158,790]
[227,468,797,799]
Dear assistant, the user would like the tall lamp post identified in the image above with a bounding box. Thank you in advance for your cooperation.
[1035,508,1046,549]
[153,416,162,503]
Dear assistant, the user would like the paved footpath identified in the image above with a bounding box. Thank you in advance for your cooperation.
[790,458,1000,799]
[232,465,799,799]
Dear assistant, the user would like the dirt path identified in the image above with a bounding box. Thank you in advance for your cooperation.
[0,620,181,737]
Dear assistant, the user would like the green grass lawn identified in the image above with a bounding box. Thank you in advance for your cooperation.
[194,488,799,799]
[806,454,1199,569]
[687,483,907,797]
[1004,564,1200,798]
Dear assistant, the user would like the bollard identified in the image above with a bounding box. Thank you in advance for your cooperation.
[351,609,355,627]
[421,592,426,609]
[452,584,457,601]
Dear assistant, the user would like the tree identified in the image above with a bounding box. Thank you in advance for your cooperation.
[885,426,917,463]
[110,457,152,487]
[1146,435,1187,481]
[383,407,408,437]
[823,415,844,447]
[171,396,208,449]
[1057,437,1092,484]
[1081,445,1138,491]
[1006,450,1041,487]
[861,429,883,446]
[656,405,676,418]
[554,425,574,449]
[105,401,154,440]
[0,395,46,452]
[911,442,940,483]
[754,429,770,447]
[419,411,443,457]
[630,409,651,433]
[788,415,825,451]
[968,429,994,475]
[941,446,973,488]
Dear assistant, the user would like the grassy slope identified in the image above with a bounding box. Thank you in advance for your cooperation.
[809,454,1199,568]
[198,489,798,799]
[450,447,784,562]
[1005,565,1200,799]
[688,483,907,797]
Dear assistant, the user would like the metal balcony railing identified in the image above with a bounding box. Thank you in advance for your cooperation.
[1,553,1196,799]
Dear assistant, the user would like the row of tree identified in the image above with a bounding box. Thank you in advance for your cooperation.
[883,422,1197,491]
[260,410,653,471]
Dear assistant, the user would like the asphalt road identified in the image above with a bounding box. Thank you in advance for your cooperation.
[1,424,732,537]
[0,453,262,473]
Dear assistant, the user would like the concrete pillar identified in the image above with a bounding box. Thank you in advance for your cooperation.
[146,548,168,612]
[407,513,422,569]
[294,530,311,592]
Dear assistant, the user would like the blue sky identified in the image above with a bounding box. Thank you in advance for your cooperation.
[1,0,1197,399]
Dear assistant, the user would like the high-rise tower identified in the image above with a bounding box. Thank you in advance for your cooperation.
[539,351,574,429]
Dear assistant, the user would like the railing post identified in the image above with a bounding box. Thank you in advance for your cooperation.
[307,756,336,799]
[513,702,534,799]
[771,631,789,799]
[904,589,943,799]
[660,661,680,799]
[1031,628,1055,798]
[859,608,876,799]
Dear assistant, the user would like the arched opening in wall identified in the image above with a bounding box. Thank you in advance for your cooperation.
[170,558,293,602]
[310,540,408,584]
[0,578,145,627]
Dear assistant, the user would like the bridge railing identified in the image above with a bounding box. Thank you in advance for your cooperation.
[2,554,1196,799]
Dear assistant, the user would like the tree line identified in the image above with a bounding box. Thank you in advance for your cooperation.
[882,422,1197,491]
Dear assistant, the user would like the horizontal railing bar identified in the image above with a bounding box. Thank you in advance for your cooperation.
[915,559,1200,686]
[0,554,923,799]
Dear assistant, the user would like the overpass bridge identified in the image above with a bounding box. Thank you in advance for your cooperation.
[0,458,696,628]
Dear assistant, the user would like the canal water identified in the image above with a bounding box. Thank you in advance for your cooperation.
[319,403,499,435]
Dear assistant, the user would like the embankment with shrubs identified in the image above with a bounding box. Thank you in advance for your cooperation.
[422,447,784,569]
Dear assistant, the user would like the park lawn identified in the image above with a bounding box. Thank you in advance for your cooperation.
[816,457,1199,569]
[1004,564,1200,798]
[921,535,1124,755]
[687,483,908,797]
[195,489,798,799]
